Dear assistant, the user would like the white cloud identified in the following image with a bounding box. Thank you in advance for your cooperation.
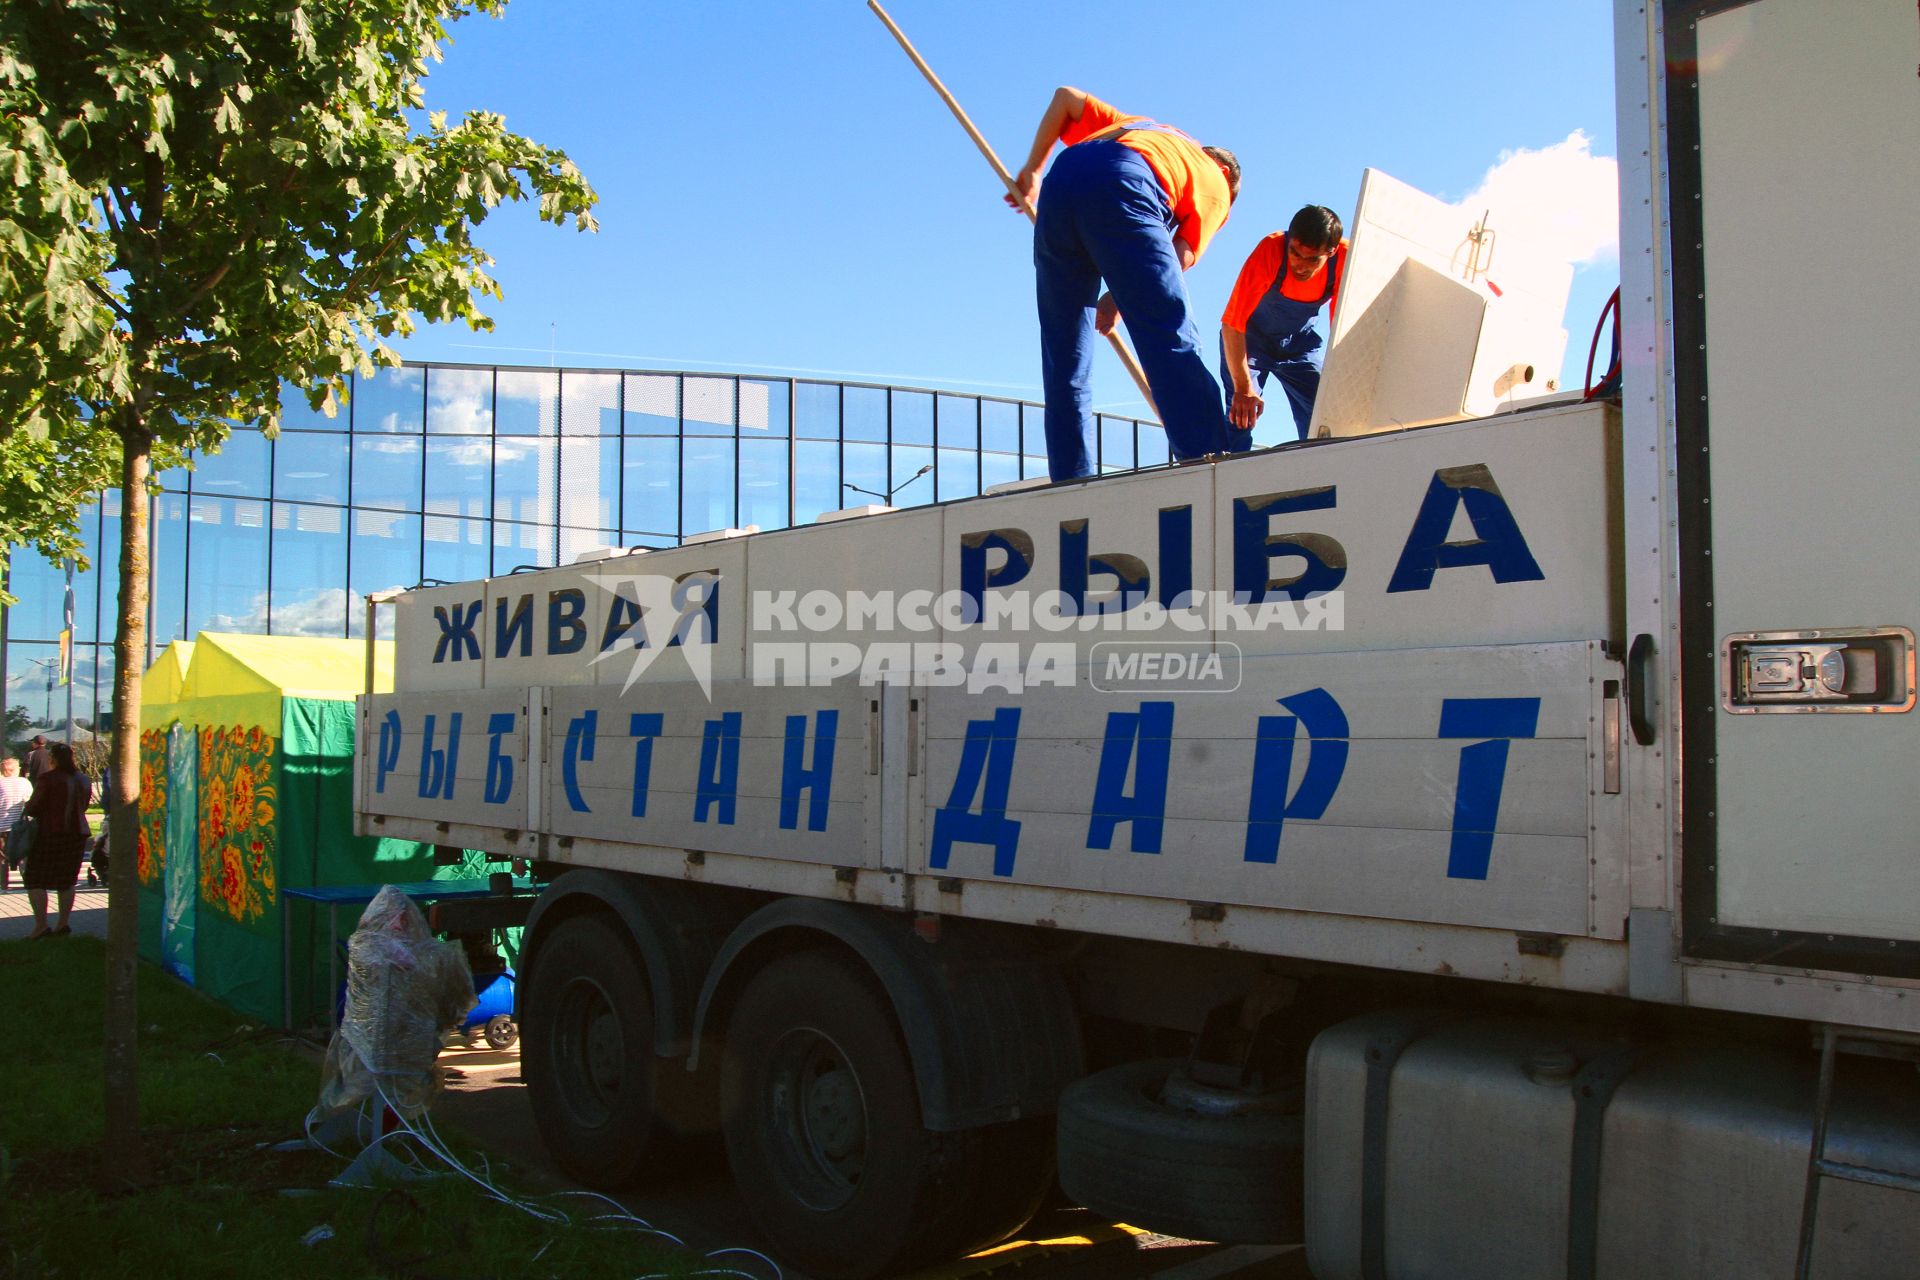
[1450,131,1618,267]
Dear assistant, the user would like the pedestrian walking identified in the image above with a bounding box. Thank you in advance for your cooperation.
[0,757,31,893]
[20,743,92,938]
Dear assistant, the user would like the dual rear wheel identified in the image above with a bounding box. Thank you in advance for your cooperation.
[524,924,1052,1279]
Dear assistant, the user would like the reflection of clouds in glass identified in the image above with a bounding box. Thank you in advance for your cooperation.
[428,367,493,435]
[355,436,420,457]
[496,370,558,435]
[434,439,493,468]
[211,586,349,637]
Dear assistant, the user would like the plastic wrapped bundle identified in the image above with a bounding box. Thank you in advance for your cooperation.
[316,885,477,1119]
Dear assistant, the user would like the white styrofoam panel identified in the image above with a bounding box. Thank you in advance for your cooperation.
[585,540,747,690]
[743,506,945,672]
[484,565,608,689]
[1313,167,1575,440]
[1698,0,1920,941]
[938,466,1218,664]
[1215,403,1617,656]
[542,681,877,867]
[361,688,530,830]
[916,640,1597,936]
[393,582,490,692]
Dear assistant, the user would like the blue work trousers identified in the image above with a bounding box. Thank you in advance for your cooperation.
[1034,141,1230,480]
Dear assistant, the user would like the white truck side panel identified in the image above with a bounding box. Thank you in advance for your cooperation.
[1698,0,1920,940]
[918,641,1604,937]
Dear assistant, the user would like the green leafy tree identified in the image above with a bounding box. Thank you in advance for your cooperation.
[0,0,596,1178]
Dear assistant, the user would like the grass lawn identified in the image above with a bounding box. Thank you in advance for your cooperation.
[0,936,706,1279]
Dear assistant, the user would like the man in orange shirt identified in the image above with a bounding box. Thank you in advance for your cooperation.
[1007,87,1239,480]
[1219,205,1348,442]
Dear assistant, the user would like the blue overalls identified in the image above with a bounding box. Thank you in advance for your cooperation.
[1034,129,1231,480]
[1220,235,1339,441]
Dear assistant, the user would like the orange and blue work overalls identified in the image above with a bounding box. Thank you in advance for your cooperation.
[1221,234,1340,441]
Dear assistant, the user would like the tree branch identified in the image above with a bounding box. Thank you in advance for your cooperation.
[86,279,133,323]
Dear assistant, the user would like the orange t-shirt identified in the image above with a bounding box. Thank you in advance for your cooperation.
[1220,234,1349,332]
[1058,94,1231,263]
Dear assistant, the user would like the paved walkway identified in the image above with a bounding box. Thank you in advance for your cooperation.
[0,884,109,940]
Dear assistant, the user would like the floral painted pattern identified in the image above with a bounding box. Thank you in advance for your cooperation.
[137,729,168,887]
[197,725,278,924]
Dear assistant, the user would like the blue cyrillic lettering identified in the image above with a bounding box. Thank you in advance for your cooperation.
[779,710,839,832]
[484,712,515,804]
[548,588,587,655]
[1244,687,1349,863]
[375,709,402,793]
[431,601,482,663]
[1436,697,1541,879]
[562,709,597,813]
[1387,465,1545,593]
[694,711,742,824]
[929,707,1024,877]
[628,713,664,817]
[1232,486,1346,603]
[494,594,533,658]
[1088,701,1174,854]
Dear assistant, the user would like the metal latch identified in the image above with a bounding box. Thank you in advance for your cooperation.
[1722,627,1915,713]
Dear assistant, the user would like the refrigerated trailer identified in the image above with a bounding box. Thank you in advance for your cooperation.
[354,3,1920,1276]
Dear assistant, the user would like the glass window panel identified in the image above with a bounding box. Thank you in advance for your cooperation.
[621,436,679,541]
[421,513,487,585]
[936,394,978,450]
[738,437,789,531]
[350,510,422,636]
[936,448,978,502]
[982,400,1020,454]
[352,435,423,511]
[560,436,618,531]
[890,390,932,446]
[270,502,347,637]
[842,443,887,506]
[493,437,558,526]
[151,493,188,644]
[1100,416,1135,473]
[426,365,493,434]
[82,644,113,738]
[794,441,841,525]
[681,437,735,534]
[890,445,934,508]
[795,382,840,440]
[1022,453,1049,481]
[278,382,344,432]
[424,436,492,516]
[352,364,425,433]
[492,522,556,576]
[68,503,101,645]
[623,374,678,435]
[683,377,735,436]
[981,452,1021,493]
[275,431,349,504]
[155,455,190,492]
[624,532,678,551]
[5,546,65,641]
[8,641,58,735]
[844,386,887,442]
[560,370,620,436]
[740,379,790,438]
[496,369,558,436]
[187,496,270,633]
[559,527,619,566]
[192,428,271,497]
[94,493,121,646]
[1137,425,1170,468]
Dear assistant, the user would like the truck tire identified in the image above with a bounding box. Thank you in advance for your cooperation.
[522,914,662,1188]
[721,950,1004,1280]
[1056,1058,1304,1244]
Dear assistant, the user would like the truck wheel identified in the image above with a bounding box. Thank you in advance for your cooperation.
[522,915,660,1188]
[720,950,991,1280]
[1056,1058,1304,1244]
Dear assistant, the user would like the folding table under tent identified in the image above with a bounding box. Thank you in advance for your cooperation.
[135,632,471,1027]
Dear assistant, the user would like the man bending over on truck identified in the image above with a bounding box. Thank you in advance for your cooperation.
[1007,86,1240,480]
[1219,204,1348,442]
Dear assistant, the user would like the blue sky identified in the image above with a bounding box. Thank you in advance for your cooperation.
[393,0,1621,421]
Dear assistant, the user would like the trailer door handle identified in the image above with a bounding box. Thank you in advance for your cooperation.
[1626,633,1656,745]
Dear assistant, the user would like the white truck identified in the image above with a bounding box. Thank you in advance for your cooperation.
[354,3,1920,1276]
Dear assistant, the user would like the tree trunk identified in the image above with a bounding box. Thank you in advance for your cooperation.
[102,423,151,1185]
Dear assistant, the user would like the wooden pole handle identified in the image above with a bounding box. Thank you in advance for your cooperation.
[866,0,1161,424]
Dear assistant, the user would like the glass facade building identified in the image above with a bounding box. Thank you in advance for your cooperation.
[2,361,1158,739]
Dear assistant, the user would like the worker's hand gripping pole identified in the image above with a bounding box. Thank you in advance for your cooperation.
[866,0,1161,424]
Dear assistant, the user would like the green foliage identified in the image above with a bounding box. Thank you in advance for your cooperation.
[0,0,598,572]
